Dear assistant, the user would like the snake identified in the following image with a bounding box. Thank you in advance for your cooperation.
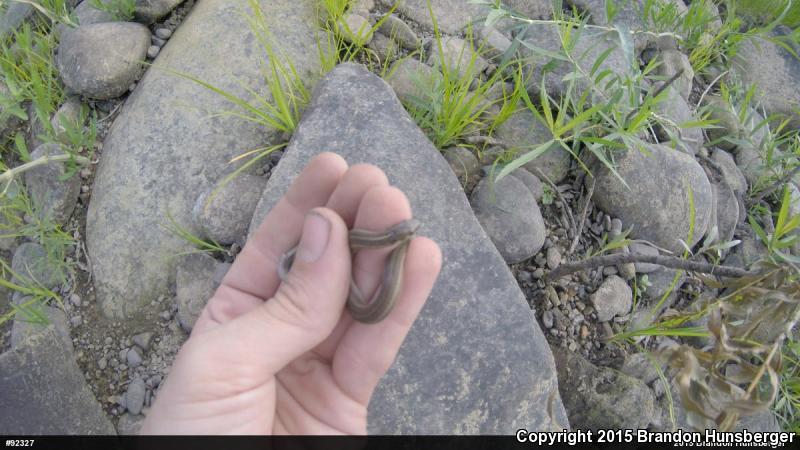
[277,218,421,324]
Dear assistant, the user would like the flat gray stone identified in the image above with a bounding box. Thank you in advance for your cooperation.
[24,143,81,225]
[0,325,115,434]
[56,22,150,100]
[495,108,571,183]
[86,0,322,319]
[134,0,185,24]
[193,173,266,246]
[248,63,567,434]
[553,347,656,430]
[590,143,713,254]
[733,28,800,127]
[471,175,546,264]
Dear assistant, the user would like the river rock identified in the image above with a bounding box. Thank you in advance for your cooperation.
[733,27,800,127]
[116,413,146,435]
[654,49,694,101]
[0,2,33,38]
[495,108,571,183]
[175,252,223,333]
[56,22,150,100]
[711,148,747,196]
[10,303,73,353]
[703,95,741,151]
[442,146,480,188]
[125,377,146,415]
[0,326,115,433]
[427,36,488,79]
[378,14,420,50]
[386,58,442,104]
[654,88,704,155]
[134,0,185,24]
[590,143,713,254]
[510,168,544,202]
[193,174,266,246]
[553,347,656,430]
[591,275,632,322]
[247,63,568,433]
[86,0,322,319]
[471,175,546,264]
[24,143,81,225]
[709,180,739,245]
[11,242,63,289]
[378,0,490,34]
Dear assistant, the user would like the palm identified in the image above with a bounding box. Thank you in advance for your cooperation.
[142,154,440,435]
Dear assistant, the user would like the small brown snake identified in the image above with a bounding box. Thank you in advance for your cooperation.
[277,219,421,324]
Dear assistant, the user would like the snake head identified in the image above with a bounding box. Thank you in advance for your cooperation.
[390,218,421,241]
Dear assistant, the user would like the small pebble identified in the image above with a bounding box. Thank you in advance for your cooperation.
[518,271,533,283]
[147,45,160,59]
[70,316,82,327]
[132,332,154,351]
[610,218,623,238]
[159,310,172,321]
[69,293,81,307]
[602,266,618,276]
[127,347,143,368]
[546,247,561,270]
[542,310,554,329]
[126,378,146,415]
[580,325,589,339]
[151,36,166,47]
[155,28,172,39]
[98,357,107,370]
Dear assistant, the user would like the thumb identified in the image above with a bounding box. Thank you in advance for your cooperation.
[235,207,351,375]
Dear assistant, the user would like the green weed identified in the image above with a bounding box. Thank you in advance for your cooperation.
[88,0,135,22]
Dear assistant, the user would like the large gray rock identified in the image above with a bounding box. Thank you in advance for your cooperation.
[495,108,571,183]
[56,22,151,100]
[248,63,567,434]
[470,175,546,264]
[24,143,81,225]
[554,347,656,430]
[590,143,713,254]
[0,325,116,434]
[135,0,185,24]
[86,0,322,319]
[733,29,800,127]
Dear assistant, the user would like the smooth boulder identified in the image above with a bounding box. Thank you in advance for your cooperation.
[471,175,546,264]
[86,0,322,319]
[56,22,150,100]
[248,63,568,433]
[590,143,713,254]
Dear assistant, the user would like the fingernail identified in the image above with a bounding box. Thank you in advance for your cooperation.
[297,211,330,263]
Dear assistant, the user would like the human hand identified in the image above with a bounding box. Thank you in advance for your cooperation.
[141,153,442,434]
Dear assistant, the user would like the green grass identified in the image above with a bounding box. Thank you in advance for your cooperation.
[88,0,136,22]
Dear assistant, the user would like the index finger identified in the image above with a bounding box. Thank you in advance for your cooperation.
[201,152,348,327]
